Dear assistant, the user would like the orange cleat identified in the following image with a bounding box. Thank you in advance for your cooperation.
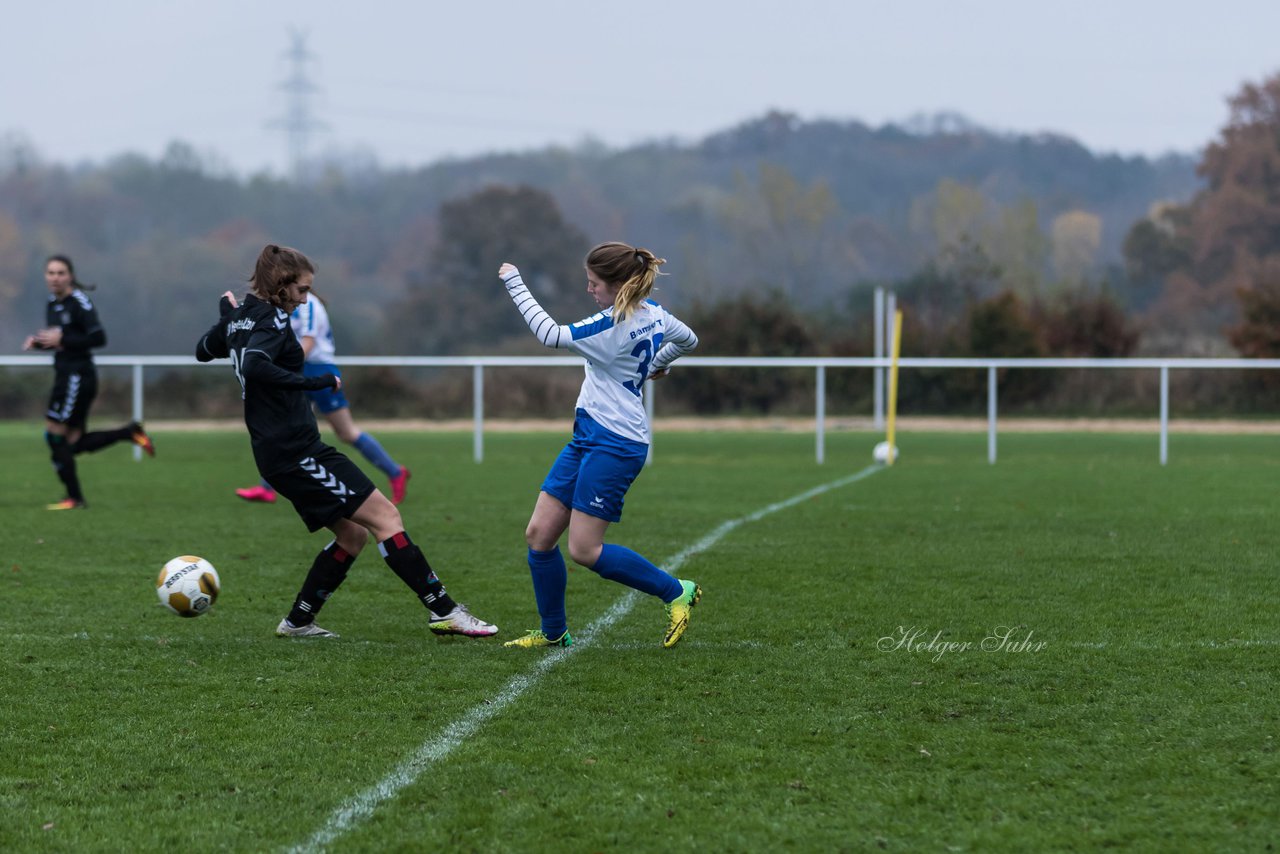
[129,422,156,457]
[47,498,87,510]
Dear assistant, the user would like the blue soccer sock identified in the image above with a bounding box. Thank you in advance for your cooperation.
[353,432,401,478]
[528,546,568,638]
[590,544,683,602]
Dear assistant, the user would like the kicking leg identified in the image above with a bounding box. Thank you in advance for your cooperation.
[568,511,700,649]
[352,490,497,637]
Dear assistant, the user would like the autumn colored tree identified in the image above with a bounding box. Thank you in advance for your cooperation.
[1034,288,1139,357]
[391,185,590,353]
[1050,210,1102,284]
[1136,71,1280,353]
[1228,259,1280,357]
[909,180,1049,297]
[717,163,855,303]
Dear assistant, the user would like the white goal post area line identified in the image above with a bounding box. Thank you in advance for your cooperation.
[7,354,1280,466]
[286,464,883,854]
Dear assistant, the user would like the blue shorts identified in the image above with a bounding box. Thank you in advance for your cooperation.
[303,362,349,413]
[541,409,648,523]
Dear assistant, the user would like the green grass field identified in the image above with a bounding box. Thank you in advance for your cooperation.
[2,424,1278,852]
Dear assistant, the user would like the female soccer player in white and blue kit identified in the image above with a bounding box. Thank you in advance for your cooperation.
[235,292,411,505]
[498,242,701,649]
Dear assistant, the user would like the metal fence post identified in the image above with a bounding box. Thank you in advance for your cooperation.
[988,365,997,464]
[816,364,826,464]
[644,380,655,465]
[873,288,884,429]
[473,364,484,463]
[132,363,144,461]
[1159,365,1169,466]
[884,292,896,433]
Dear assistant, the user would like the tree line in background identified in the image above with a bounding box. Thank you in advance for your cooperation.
[3,73,1280,416]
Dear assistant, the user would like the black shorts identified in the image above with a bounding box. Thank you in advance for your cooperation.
[46,367,98,430]
[264,445,377,533]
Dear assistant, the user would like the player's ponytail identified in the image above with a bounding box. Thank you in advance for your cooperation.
[585,242,666,322]
[249,244,316,308]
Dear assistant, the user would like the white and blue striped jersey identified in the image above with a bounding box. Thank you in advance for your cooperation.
[502,268,699,444]
[291,296,336,364]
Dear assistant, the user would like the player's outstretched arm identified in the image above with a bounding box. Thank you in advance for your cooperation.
[498,262,573,349]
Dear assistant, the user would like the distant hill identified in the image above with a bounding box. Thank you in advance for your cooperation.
[0,111,1200,354]
[406,110,1199,278]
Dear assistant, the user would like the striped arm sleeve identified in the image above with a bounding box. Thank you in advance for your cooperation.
[650,313,699,373]
[502,269,572,349]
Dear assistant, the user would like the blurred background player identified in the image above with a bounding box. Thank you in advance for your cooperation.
[22,254,155,510]
[198,243,495,639]
[497,242,701,649]
[236,291,411,505]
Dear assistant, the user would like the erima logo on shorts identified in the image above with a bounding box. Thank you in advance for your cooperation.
[590,495,604,509]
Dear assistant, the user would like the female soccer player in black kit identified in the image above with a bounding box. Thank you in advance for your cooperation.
[23,254,155,510]
[195,244,497,639]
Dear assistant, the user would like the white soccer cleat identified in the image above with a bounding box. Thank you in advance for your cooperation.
[428,604,498,637]
[276,618,339,638]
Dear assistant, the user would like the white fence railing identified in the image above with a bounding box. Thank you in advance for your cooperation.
[4,355,1280,465]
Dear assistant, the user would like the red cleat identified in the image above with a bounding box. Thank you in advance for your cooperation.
[129,422,156,457]
[389,466,411,505]
[235,485,277,503]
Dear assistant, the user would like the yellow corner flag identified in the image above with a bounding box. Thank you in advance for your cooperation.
[885,309,903,465]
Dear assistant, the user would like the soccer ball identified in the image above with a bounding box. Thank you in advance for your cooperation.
[156,556,220,617]
[873,441,898,464]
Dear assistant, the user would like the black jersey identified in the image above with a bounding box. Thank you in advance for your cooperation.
[41,289,106,370]
[196,294,337,476]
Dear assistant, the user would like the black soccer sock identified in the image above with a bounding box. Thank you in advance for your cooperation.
[378,532,458,617]
[286,542,356,626]
[72,424,132,454]
[45,432,84,502]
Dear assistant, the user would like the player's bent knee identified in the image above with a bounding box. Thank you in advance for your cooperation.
[355,490,403,541]
[333,521,368,556]
[567,540,603,568]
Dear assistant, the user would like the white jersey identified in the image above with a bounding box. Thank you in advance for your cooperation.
[291,296,337,364]
[502,268,699,444]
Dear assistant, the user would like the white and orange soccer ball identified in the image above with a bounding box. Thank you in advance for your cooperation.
[156,556,220,617]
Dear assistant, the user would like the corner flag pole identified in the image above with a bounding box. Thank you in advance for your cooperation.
[886,310,903,465]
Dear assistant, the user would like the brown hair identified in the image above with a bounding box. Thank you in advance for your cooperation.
[46,254,96,291]
[585,241,666,322]
[248,244,315,308]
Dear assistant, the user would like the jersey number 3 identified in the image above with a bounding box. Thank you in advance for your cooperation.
[622,333,663,397]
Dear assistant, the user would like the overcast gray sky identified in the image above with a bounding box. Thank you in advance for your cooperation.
[2,0,1277,176]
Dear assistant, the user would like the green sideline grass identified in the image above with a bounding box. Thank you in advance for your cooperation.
[1,425,1278,852]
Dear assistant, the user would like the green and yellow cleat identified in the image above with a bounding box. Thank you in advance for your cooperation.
[663,580,702,648]
[503,629,573,649]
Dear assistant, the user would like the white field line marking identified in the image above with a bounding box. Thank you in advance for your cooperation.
[287,465,883,854]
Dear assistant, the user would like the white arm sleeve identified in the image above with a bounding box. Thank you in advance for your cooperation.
[650,312,699,373]
[502,269,573,349]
